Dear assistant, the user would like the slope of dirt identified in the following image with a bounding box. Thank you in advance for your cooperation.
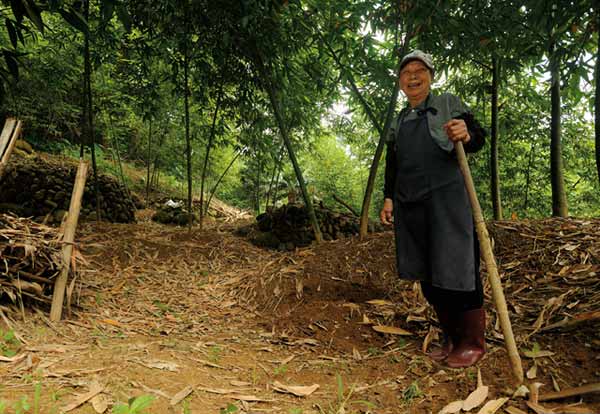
[0,216,598,413]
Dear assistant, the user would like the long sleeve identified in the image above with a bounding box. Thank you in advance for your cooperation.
[455,112,486,153]
[383,142,396,200]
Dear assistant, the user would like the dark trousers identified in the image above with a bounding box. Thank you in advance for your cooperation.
[420,231,483,312]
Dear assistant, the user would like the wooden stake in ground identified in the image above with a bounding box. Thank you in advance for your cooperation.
[455,141,524,384]
[50,159,89,322]
[0,118,23,180]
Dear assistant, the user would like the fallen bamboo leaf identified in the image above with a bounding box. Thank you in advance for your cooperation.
[527,363,538,379]
[26,344,88,353]
[438,400,463,414]
[476,397,508,414]
[131,381,172,400]
[513,384,530,398]
[272,380,319,397]
[422,326,435,354]
[170,385,193,406]
[230,394,272,402]
[90,394,108,413]
[230,380,252,387]
[292,338,319,346]
[132,358,179,372]
[197,386,238,395]
[0,353,27,363]
[359,314,373,325]
[372,325,412,336]
[462,385,489,411]
[61,381,104,412]
[366,299,393,306]
[522,347,554,359]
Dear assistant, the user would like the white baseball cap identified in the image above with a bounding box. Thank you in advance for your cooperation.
[400,50,434,75]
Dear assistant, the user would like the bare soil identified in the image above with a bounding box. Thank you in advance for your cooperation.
[0,213,598,414]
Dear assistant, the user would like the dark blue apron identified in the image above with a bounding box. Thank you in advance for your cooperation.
[393,107,476,291]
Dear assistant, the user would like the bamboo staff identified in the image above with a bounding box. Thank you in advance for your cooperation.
[0,118,23,180]
[455,141,524,384]
[50,159,89,322]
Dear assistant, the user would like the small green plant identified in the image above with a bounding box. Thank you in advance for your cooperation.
[401,381,422,405]
[14,396,30,414]
[153,300,171,314]
[219,403,238,414]
[0,329,21,357]
[181,398,191,414]
[208,345,222,364]
[33,382,41,414]
[0,400,7,414]
[273,364,288,376]
[289,408,303,414]
[396,338,407,348]
[315,374,375,414]
[112,395,155,414]
[366,347,382,357]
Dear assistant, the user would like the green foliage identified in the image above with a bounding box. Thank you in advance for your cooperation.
[401,381,422,405]
[0,328,21,358]
[112,395,155,414]
[219,403,238,414]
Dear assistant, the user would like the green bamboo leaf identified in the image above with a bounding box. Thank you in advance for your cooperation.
[5,19,19,49]
[58,8,89,34]
[3,50,19,80]
[22,0,44,33]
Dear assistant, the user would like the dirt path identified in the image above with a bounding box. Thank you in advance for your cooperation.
[0,217,599,413]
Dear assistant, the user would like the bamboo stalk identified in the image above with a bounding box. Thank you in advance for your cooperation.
[50,159,89,322]
[0,118,22,180]
[455,141,524,384]
[539,383,600,402]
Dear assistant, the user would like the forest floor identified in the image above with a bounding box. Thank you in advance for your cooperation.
[0,210,599,414]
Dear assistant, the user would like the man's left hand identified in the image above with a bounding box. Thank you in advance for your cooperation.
[443,119,471,143]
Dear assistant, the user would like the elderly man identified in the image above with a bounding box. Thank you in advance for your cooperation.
[380,50,487,368]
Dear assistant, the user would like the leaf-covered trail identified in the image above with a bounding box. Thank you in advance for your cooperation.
[0,216,599,413]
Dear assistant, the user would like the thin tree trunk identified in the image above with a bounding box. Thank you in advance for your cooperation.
[490,57,503,220]
[271,167,282,208]
[359,28,413,238]
[258,61,322,242]
[106,112,132,203]
[523,141,536,212]
[321,35,382,135]
[595,4,600,184]
[549,42,568,217]
[199,86,223,229]
[184,35,193,230]
[84,0,100,221]
[265,144,285,212]
[206,148,244,212]
[145,119,153,203]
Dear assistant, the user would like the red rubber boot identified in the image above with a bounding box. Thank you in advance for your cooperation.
[446,308,485,368]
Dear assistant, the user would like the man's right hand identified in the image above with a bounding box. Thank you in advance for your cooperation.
[380,198,394,226]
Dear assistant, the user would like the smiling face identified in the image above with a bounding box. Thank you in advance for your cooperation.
[399,60,432,107]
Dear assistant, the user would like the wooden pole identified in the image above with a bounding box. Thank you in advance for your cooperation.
[50,159,89,322]
[0,118,22,180]
[455,141,524,384]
